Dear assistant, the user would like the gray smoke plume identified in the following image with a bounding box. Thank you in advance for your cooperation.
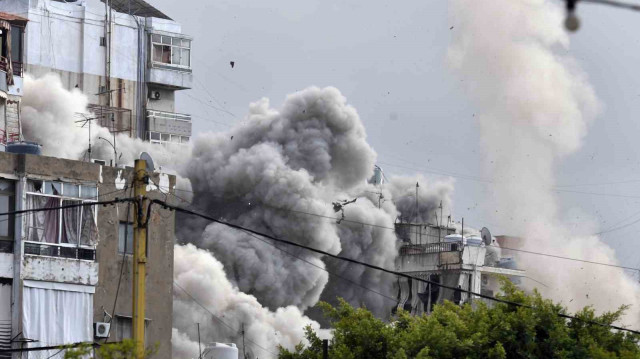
[182,87,380,311]
[19,74,456,356]
[387,175,454,224]
[448,0,640,324]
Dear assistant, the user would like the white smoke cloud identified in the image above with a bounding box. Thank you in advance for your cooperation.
[21,74,188,170]
[173,244,326,359]
[448,0,640,324]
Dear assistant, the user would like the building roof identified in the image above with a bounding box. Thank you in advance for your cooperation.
[100,0,172,20]
[0,12,29,25]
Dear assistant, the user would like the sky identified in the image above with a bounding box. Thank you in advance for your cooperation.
[153,0,640,270]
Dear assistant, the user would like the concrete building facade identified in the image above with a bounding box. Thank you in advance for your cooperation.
[394,222,525,316]
[0,0,192,145]
[0,150,175,358]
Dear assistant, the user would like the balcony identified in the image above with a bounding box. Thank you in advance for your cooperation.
[147,110,191,145]
[24,242,96,261]
[147,32,193,89]
[22,242,99,286]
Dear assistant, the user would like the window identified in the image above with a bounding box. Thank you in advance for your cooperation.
[147,131,189,146]
[115,316,149,343]
[24,180,98,246]
[118,222,133,255]
[10,25,22,63]
[0,179,14,241]
[150,34,191,69]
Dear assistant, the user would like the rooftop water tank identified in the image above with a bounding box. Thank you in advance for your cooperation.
[444,234,464,243]
[466,235,483,247]
[202,342,238,359]
[6,141,41,155]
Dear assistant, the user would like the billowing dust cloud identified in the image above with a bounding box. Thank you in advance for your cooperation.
[448,0,640,324]
[21,76,455,357]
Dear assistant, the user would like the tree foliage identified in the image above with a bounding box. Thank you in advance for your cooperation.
[63,340,157,359]
[279,281,640,359]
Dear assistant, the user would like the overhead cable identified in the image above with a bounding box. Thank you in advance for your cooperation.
[152,199,640,336]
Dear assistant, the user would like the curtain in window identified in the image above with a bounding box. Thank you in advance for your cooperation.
[22,285,93,358]
[26,195,59,243]
[79,205,98,246]
[61,200,80,245]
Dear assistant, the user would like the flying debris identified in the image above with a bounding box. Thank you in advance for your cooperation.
[332,198,357,224]
[230,61,235,68]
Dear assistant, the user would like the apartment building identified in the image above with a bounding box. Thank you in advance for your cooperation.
[0,149,175,358]
[0,0,192,146]
[394,223,525,316]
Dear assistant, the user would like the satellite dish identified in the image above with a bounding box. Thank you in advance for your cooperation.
[139,152,155,173]
[480,227,492,246]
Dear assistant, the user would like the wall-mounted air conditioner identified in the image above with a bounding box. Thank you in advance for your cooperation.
[149,91,161,100]
[94,322,110,338]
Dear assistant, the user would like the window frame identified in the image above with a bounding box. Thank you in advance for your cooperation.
[24,180,99,248]
[0,179,15,241]
[150,33,191,69]
[118,221,134,255]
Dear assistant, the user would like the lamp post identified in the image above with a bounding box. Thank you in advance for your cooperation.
[98,136,118,166]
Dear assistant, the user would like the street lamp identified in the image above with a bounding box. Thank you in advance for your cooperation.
[98,136,118,166]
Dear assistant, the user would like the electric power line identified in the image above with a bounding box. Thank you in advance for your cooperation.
[153,187,640,274]
[153,199,640,336]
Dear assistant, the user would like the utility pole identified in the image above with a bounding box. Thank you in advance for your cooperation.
[197,323,202,359]
[133,159,148,357]
[241,323,246,359]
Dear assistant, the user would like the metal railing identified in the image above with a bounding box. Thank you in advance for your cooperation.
[0,129,20,145]
[399,242,461,256]
[24,241,96,261]
[11,61,22,77]
[147,109,191,122]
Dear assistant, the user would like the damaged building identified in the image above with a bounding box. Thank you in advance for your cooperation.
[0,148,176,358]
[394,222,525,315]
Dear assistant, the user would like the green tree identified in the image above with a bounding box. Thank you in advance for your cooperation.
[279,281,640,359]
[63,340,157,359]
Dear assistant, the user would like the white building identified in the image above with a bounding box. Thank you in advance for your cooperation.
[0,0,192,147]
[395,223,525,315]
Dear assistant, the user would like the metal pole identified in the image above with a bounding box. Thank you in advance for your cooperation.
[133,159,147,357]
[242,323,246,359]
[197,323,202,359]
[322,339,328,359]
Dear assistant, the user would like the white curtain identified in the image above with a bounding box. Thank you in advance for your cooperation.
[22,283,93,358]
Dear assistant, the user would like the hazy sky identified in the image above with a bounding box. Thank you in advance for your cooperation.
[154,0,640,269]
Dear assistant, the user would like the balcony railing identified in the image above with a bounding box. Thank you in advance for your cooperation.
[11,61,22,77]
[147,109,191,123]
[24,242,96,261]
[399,242,461,256]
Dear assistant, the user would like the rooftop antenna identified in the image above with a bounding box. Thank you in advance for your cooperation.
[74,114,98,162]
[415,182,419,244]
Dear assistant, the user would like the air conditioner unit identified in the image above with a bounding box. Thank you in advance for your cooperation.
[149,91,161,100]
[94,322,110,338]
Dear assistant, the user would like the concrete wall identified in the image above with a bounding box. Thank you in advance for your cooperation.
[22,255,98,285]
[93,165,174,358]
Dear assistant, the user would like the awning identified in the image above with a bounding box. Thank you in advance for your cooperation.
[100,0,172,20]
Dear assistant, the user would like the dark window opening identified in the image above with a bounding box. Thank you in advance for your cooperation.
[118,221,133,254]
